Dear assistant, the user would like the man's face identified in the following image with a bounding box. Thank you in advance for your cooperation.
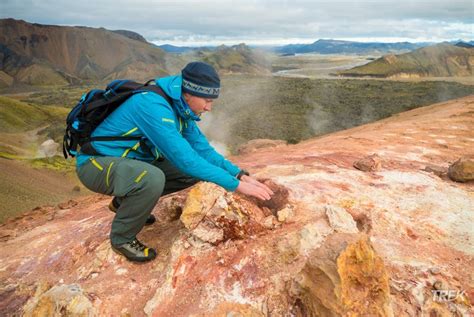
[183,93,214,115]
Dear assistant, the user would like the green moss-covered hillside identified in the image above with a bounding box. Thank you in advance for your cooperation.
[0,96,68,133]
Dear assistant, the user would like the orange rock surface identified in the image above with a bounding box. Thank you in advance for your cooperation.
[0,96,473,316]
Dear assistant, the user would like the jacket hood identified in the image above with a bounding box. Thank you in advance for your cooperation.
[156,75,201,121]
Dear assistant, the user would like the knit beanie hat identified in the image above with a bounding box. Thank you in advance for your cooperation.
[181,62,220,99]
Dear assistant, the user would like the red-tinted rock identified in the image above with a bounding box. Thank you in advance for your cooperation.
[0,96,473,316]
[448,157,474,182]
[353,153,382,172]
[180,182,288,244]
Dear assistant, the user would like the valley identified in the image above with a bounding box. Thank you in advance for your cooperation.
[0,45,472,223]
[272,53,373,78]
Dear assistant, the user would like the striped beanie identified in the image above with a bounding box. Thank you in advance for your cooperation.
[181,62,220,99]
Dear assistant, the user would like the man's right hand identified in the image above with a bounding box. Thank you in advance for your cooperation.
[235,179,273,201]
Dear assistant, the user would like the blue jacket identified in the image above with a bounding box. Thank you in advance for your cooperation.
[76,75,241,191]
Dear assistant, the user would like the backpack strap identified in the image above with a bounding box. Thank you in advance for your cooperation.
[84,81,172,114]
[142,80,173,105]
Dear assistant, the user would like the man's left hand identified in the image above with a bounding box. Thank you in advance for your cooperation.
[240,175,274,197]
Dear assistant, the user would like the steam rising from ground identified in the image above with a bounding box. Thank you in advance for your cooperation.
[209,141,229,156]
[195,110,229,154]
[197,73,472,153]
[306,102,333,135]
[199,75,277,152]
[199,112,232,154]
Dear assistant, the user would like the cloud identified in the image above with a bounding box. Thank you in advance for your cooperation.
[1,0,472,44]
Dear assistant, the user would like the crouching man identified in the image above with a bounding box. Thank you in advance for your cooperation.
[76,62,273,262]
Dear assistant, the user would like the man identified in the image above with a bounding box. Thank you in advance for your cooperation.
[76,62,273,262]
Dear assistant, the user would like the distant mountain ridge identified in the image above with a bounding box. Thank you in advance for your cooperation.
[337,43,473,78]
[186,43,271,75]
[158,44,197,53]
[0,18,183,87]
[159,43,271,74]
[157,44,216,54]
[455,41,474,48]
[275,39,429,55]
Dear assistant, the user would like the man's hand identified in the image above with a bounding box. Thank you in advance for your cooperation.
[235,175,274,200]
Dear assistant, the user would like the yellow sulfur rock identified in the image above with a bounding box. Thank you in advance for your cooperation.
[337,236,393,317]
[180,182,225,230]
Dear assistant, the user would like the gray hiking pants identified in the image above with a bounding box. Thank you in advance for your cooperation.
[76,157,197,245]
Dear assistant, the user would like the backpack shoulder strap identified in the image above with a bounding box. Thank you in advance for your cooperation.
[142,80,173,106]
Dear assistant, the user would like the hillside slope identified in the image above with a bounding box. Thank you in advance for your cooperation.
[0,157,85,222]
[0,95,87,221]
[0,96,67,133]
[0,19,183,86]
[0,96,473,315]
[337,43,473,78]
[0,96,68,159]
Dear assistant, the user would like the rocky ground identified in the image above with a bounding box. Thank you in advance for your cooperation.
[0,96,473,316]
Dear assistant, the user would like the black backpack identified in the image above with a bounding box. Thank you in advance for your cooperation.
[63,79,172,159]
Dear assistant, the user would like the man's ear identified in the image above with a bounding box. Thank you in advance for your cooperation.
[183,92,192,102]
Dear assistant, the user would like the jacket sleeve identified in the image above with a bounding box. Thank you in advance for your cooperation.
[131,93,239,191]
[182,120,241,176]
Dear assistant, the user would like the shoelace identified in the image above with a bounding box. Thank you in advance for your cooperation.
[129,239,146,251]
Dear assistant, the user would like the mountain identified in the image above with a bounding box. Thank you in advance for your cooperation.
[190,43,271,74]
[111,30,147,43]
[0,19,183,86]
[160,44,272,74]
[158,44,197,53]
[157,44,218,54]
[455,41,474,48]
[1,96,473,316]
[276,39,429,55]
[337,43,474,78]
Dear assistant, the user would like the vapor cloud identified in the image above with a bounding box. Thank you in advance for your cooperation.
[1,0,472,44]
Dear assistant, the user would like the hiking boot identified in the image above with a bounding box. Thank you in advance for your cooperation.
[111,238,157,262]
[109,198,156,225]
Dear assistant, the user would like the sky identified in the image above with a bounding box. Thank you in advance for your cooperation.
[1,0,473,46]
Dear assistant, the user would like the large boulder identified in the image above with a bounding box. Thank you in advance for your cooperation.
[180,181,289,244]
[292,235,393,316]
[448,157,474,182]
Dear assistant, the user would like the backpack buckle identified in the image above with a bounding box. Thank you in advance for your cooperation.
[103,89,116,100]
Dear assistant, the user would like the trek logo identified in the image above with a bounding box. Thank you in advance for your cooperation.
[432,289,466,302]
